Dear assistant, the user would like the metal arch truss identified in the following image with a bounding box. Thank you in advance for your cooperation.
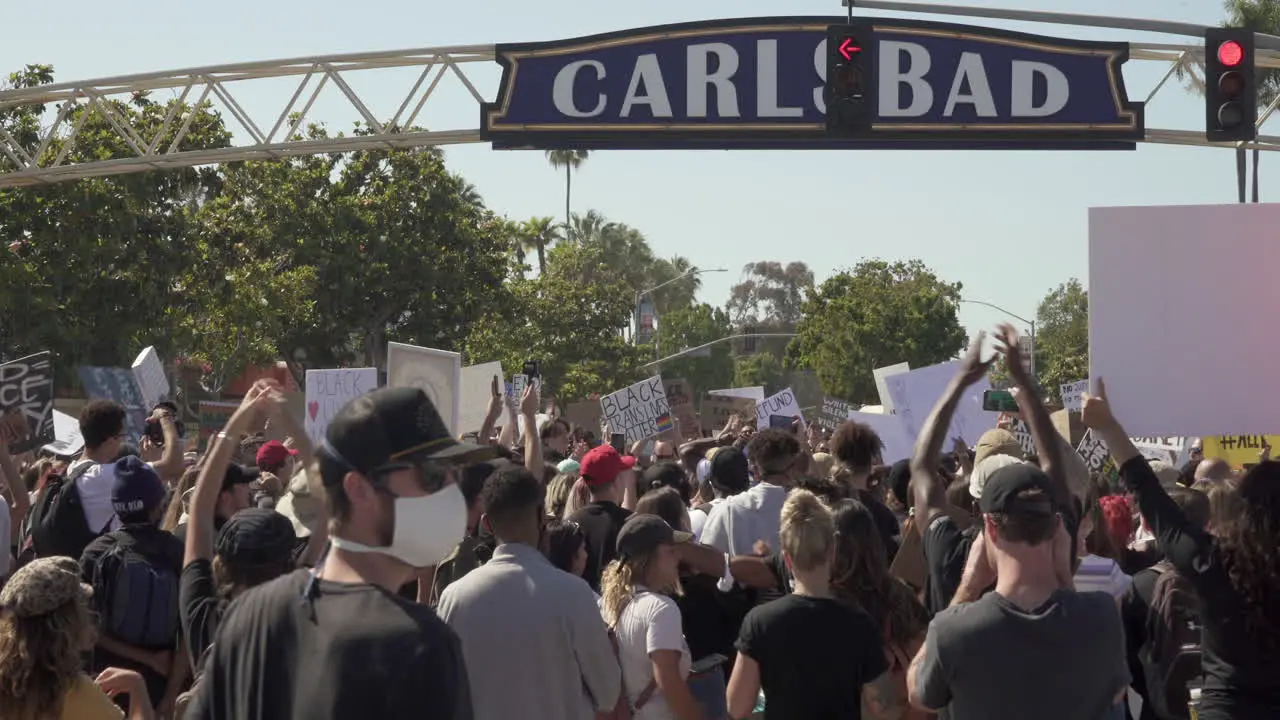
[3,41,1280,188]
[0,45,492,188]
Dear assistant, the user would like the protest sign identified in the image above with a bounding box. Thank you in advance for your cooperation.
[79,365,148,441]
[884,361,994,448]
[756,388,804,429]
[1010,419,1037,457]
[873,363,911,413]
[816,396,856,431]
[1131,436,1186,465]
[600,375,672,444]
[564,401,603,435]
[131,346,169,410]
[847,411,914,463]
[1076,429,1120,485]
[662,378,701,440]
[305,368,378,443]
[1202,434,1280,466]
[459,361,503,434]
[1060,379,1088,413]
[0,352,55,453]
[42,409,84,457]
[709,386,765,404]
[198,401,240,451]
[701,394,756,434]
[511,374,528,404]
[387,343,461,435]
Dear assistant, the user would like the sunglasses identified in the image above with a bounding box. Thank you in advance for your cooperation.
[371,460,455,495]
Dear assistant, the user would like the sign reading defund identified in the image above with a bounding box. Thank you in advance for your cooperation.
[600,375,674,444]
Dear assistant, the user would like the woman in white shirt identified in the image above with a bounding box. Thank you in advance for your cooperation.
[600,514,705,720]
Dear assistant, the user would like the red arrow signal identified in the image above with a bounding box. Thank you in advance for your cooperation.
[839,37,862,61]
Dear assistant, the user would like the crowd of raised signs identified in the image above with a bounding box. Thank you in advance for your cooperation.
[0,323,1276,720]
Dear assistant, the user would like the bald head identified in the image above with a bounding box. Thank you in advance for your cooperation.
[1195,457,1232,483]
[652,441,676,463]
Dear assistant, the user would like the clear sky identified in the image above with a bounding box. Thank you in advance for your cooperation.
[4,0,1243,342]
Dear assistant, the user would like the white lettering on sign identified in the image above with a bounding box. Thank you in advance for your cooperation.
[880,41,933,117]
[758,39,803,118]
[621,54,673,118]
[1011,61,1069,117]
[552,60,607,118]
[944,52,997,118]
[687,43,741,118]
[813,40,828,114]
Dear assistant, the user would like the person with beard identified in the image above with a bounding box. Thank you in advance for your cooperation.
[437,464,619,720]
[185,384,487,720]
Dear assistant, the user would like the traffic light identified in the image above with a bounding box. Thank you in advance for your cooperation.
[826,24,872,135]
[1204,28,1256,142]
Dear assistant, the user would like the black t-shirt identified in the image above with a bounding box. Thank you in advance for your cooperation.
[80,524,184,705]
[922,513,978,615]
[568,501,632,591]
[855,489,902,563]
[736,594,888,720]
[185,569,473,720]
[180,559,221,670]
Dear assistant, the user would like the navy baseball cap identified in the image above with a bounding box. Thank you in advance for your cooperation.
[111,456,166,523]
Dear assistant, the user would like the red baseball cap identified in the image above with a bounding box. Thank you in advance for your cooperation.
[580,445,637,486]
[256,440,297,470]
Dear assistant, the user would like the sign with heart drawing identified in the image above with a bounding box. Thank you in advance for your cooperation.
[304,368,378,443]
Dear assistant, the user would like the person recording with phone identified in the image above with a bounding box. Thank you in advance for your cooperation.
[139,403,186,485]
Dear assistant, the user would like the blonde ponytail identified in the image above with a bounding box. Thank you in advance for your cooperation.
[780,489,835,572]
[600,559,637,627]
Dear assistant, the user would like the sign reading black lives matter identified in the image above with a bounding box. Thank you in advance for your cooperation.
[0,352,56,453]
[600,375,675,444]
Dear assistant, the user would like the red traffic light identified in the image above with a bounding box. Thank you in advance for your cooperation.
[838,37,862,61]
[1218,40,1245,67]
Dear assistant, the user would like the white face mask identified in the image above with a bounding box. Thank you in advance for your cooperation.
[330,483,466,568]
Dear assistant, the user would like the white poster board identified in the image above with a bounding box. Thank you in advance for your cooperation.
[847,410,914,464]
[131,346,169,410]
[884,361,995,447]
[756,388,804,428]
[386,343,462,435]
[42,409,85,457]
[1090,204,1280,435]
[600,375,672,444]
[459,362,503,434]
[305,368,378,443]
[1060,380,1088,413]
[873,362,911,413]
[709,386,766,404]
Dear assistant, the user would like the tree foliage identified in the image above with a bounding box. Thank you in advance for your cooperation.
[653,303,735,396]
[1030,278,1089,404]
[787,259,966,403]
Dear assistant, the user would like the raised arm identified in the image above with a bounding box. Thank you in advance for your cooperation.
[995,324,1068,511]
[911,334,992,525]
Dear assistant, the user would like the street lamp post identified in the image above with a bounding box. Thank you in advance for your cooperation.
[641,333,799,369]
[633,267,728,353]
[959,298,1037,375]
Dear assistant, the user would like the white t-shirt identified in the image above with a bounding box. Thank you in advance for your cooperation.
[609,589,690,720]
[71,460,122,534]
[688,497,725,541]
[699,483,787,557]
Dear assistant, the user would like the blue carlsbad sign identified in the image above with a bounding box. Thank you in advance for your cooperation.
[481,17,1144,150]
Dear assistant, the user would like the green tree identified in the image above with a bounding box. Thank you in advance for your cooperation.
[514,216,562,276]
[733,353,786,395]
[1224,0,1280,201]
[787,259,966,403]
[546,149,589,232]
[1028,278,1089,404]
[197,127,514,374]
[646,255,703,316]
[653,303,735,396]
[465,252,645,402]
[727,261,814,360]
[0,66,231,386]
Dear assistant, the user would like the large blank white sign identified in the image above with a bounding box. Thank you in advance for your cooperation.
[1089,203,1280,435]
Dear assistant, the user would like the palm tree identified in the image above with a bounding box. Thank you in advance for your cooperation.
[1223,0,1280,202]
[545,150,589,232]
[520,216,562,276]
[568,209,612,245]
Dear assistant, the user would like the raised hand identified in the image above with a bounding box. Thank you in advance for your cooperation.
[1079,378,1117,430]
[519,382,538,417]
[957,331,995,386]
[994,323,1029,382]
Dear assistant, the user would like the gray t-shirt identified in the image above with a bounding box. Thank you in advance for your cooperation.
[915,589,1129,720]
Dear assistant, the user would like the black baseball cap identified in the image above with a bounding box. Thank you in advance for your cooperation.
[322,387,495,483]
[222,464,260,492]
[215,508,297,565]
[978,463,1055,516]
[709,448,749,492]
[616,514,693,561]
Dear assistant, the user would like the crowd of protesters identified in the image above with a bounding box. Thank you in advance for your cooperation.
[0,323,1275,720]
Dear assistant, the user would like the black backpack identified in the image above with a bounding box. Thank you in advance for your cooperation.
[25,462,107,561]
[89,532,180,648]
[1140,562,1203,720]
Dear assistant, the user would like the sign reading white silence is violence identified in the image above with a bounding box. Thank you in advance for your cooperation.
[600,375,674,444]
